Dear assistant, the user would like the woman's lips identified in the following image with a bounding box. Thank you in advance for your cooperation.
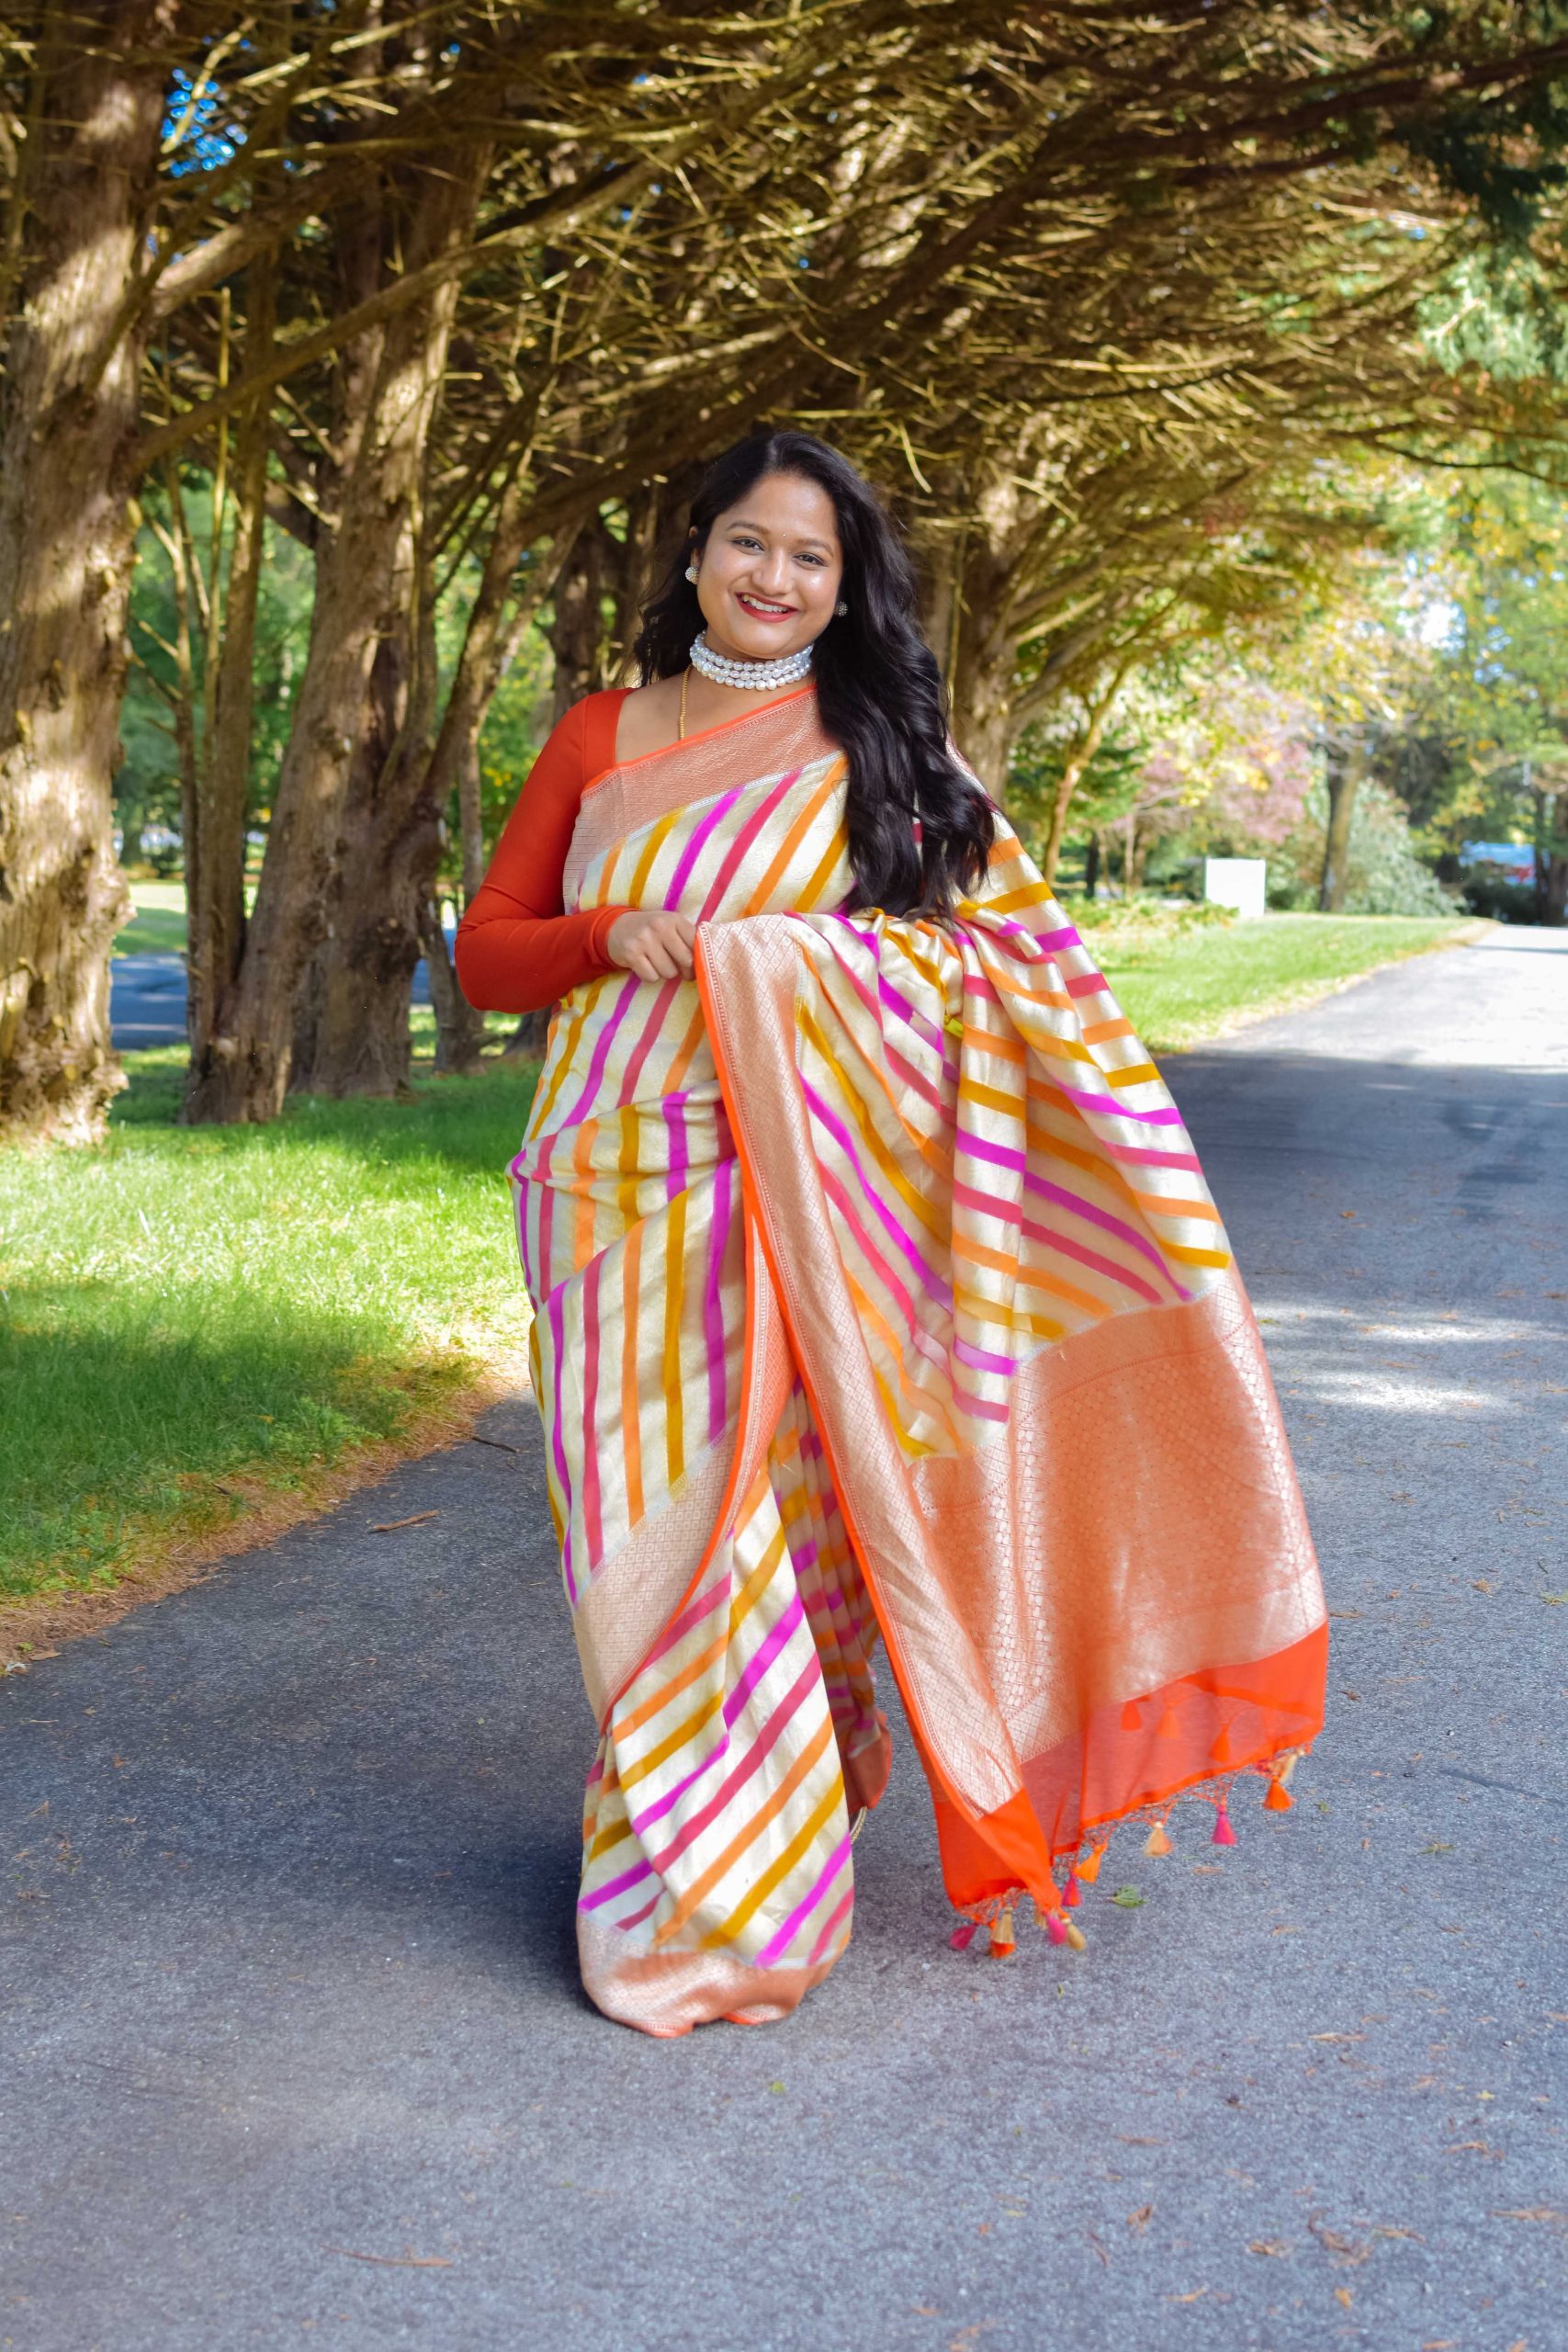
[735,593,797,623]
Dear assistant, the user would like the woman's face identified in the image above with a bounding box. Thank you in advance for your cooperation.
[692,470,844,665]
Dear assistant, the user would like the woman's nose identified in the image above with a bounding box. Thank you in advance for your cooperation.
[750,549,793,594]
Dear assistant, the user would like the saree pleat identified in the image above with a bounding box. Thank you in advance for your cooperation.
[513,693,1325,2035]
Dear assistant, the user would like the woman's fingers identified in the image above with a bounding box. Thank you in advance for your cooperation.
[608,909,700,981]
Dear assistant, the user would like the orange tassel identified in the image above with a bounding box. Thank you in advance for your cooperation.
[1121,1700,1143,1731]
[1156,1704,1181,1741]
[1144,1821,1172,1858]
[1212,1799,1237,1848]
[989,1908,1016,1957]
[1075,1839,1107,1883]
[1263,1776,1293,1812]
[1213,1725,1236,1766]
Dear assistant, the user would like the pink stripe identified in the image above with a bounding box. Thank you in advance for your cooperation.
[619,977,682,1105]
[649,1656,820,1873]
[547,1288,577,1606]
[643,1570,729,1675]
[698,767,802,920]
[807,1883,855,1965]
[561,972,643,1127]
[628,1735,730,1837]
[804,1079,950,1306]
[723,1589,804,1726]
[665,786,744,908]
[953,1333,1018,1376]
[959,1127,1177,1281]
[755,1832,852,1966]
[579,1854,654,1911]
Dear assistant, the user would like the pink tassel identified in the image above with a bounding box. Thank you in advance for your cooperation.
[1212,1799,1237,1848]
[1063,1871,1082,1909]
[950,1921,978,1951]
[1045,1911,1068,1946]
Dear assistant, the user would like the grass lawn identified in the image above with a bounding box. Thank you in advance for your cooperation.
[1,903,1472,1616]
[1091,910,1471,1051]
[1,1048,538,1608]
[114,878,188,956]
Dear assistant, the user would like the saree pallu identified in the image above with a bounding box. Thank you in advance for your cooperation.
[511,689,1325,2038]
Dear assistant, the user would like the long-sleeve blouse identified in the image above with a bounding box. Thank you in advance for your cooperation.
[454,687,633,1015]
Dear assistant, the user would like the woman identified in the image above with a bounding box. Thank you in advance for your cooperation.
[456,431,1325,2039]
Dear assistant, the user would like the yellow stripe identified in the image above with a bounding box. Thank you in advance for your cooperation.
[621,1217,645,1529]
[740,763,845,914]
[628,803,686,905]
[1106,1061,1161,1090]
[663,1186,687,1486]
[704,1770,844,1948]
[618,1686,725,1792]
[807,1018,948,1244]
[658,1713,835,1946]
[1164,1241,1232,1268]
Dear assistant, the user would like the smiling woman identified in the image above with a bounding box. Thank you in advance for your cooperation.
[454,431,1326,2040]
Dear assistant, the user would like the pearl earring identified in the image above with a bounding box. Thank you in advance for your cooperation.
[685,563,698,582]
[836,600,848,616]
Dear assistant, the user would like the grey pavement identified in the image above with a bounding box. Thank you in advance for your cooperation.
[109,945,447,1052]
[5,929,1566,2352]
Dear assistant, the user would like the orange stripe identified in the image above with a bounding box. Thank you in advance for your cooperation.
[703,1766,843,1947]
[795,820,852,912]
[739,762,845,914]
[952,1230,1109,1319]
[618,1685,725,1792]
[615,1628,728,1739]
[1134,1191,1222,1222]
[658,1713,835,1945]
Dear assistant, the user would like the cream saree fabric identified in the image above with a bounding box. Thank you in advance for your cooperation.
[511,689,1325,2038]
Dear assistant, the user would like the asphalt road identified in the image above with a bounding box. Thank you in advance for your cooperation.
[5,929,1565,2352]
[108,947,446,1052]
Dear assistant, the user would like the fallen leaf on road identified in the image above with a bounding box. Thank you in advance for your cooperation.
[1168,2288,1209,2303]
[1492,2208,1568,2223]
[1311,2032,1364,2043]
[1126,2205,1153,2231]
[1423,1842,1455,1855]
[326,2247,454,2268]
[1541,1594,1568,1606]
[370,1510,440,1532]
[1111,1886,1145,1907]
[1336,2288,1353,2309]
[1248,2240,1292,2257]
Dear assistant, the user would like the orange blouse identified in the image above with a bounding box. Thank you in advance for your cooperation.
[455,688,633,1015]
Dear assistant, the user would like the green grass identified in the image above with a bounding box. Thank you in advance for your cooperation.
[2,904,1472,1610]
[0,1050,539,1603]
[1091,910,1470,1051]
[114,878,187,956]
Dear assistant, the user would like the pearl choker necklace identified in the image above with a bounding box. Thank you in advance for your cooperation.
[688,630,813,692]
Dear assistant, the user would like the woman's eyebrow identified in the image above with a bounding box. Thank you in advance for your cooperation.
[726,514,835,553]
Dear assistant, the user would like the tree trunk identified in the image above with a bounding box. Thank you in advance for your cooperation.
[420,895,488,1074]
[185,254,276,1064]
[0,7,172,1142]
[293,447,567,1096]
[549,520,608,723]
[1532,785,1568,927]
[1083,835,1100,898]
[185,160,482,1122]
[1318,739,1359,913]
[1038,671,1127,890]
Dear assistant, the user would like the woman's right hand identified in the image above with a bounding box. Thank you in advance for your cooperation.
[605,909,698,983]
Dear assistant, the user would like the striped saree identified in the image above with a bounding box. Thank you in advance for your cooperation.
[512,688,1325,2038]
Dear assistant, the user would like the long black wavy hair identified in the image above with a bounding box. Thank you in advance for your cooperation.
[631,430,995,918]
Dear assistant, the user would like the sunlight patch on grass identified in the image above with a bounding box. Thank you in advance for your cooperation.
[1096,912,1469,1050]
